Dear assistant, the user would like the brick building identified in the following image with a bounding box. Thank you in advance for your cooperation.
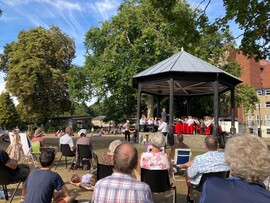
[228,50,270,137]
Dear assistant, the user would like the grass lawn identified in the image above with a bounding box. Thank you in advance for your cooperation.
[1,133,269,203]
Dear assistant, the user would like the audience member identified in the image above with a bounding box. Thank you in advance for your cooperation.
[200,135,270,203]
[70,173,96,191]
[169,134,189,159]
[24,148,76,203]
[31,128,45,147]
[92,143,152,203]
[177,135,230,202]
[140,132,172,176]
[59,127,75,152]
[0,149,34,200]
[6,130,24,161]
[75,130,97,168]
[100,139,122,165]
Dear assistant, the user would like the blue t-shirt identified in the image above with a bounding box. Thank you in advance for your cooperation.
[200,177,270,203]
[24,169,65,203]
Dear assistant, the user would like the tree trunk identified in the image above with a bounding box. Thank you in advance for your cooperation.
[146,95,154,118]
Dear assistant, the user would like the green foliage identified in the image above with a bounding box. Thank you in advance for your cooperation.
[218,0,270,60]
[0,92,20,129]
[3,26,75,124]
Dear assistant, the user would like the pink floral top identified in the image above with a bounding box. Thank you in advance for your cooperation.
[140,152,170,170]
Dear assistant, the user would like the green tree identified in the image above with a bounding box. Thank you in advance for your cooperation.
[2,26,75,124]
[0,92,20,129]
[70,0,257,120]
[221,0,269,60]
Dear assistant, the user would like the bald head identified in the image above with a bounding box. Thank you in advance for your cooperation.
[114,143,138,174]
[205,135,218,151]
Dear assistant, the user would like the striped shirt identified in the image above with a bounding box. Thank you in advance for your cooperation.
[92,172,152,203]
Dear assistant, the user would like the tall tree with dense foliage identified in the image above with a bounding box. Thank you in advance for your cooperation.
[70,0,257,120]
[0,26,75,124]
[0,92,20,129]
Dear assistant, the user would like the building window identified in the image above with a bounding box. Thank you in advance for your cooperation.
[247,116,254,126]
[267,129,270,134]
[256,103,261,109]
[265,89,270,95]
[257,90,262,96]
[256,115,262,125]
[265,115,270,126]
[266,102,270,108]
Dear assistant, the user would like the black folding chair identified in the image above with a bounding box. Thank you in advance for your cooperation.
[187,171,230,202]
[55,144,75,170]
[141,168,176,203]
[96,163,114,181]
[0,165,22,202]
[75,144,94,172]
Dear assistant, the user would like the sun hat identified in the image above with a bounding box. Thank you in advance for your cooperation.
[77,129,87,137]
[151,132,166,148]
[108,140,122,154]
[34,128,44,137]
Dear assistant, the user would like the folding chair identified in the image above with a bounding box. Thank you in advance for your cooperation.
[96,163,114,181]
[187,171,230,202]
[76,144,94,172]
[0,165,22,202]
[55,144,75,170]
[141,168,177,203]
[172,148,192,181]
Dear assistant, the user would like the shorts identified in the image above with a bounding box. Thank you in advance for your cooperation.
[13,164,30,181]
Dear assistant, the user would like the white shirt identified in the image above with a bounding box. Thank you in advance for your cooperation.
[59,134,74,148]
[158,122,168,133]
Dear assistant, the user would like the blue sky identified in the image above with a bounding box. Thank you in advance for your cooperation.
[0,0,241,92]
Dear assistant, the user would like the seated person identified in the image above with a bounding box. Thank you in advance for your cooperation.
[200,135,270,203]
[70,173,96,191]
[100,139,122,165]
[75,130,97,168]
[177,135,230,202]
[0,149,34,200]
[139,132,172,176]
[169,134,189,159]
[24,148,76,203]
[59,127,75,152]
[31,128,45,147]
[6,129,24,161]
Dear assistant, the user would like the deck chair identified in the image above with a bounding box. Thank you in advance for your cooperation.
[76,145,94,172]
[187,171,230,202]
[0,165,22,202]
[172,148,192,181]
[141,168,176,203]
[55,144,75,170]
[96,163,114,180]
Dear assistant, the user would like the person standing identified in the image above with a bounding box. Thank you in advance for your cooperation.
[92,143,152,203]
[123,120,131,142]
[161,108,168,122]
[158,119,168,137]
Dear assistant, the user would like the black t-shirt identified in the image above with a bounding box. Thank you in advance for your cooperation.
[0,149,19,176]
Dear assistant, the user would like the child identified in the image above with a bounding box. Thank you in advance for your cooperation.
[6,130,24,161]
[23,148,76,203]
[70,173,96,191]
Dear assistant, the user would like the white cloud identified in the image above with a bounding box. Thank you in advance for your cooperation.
[86,0,121,21]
